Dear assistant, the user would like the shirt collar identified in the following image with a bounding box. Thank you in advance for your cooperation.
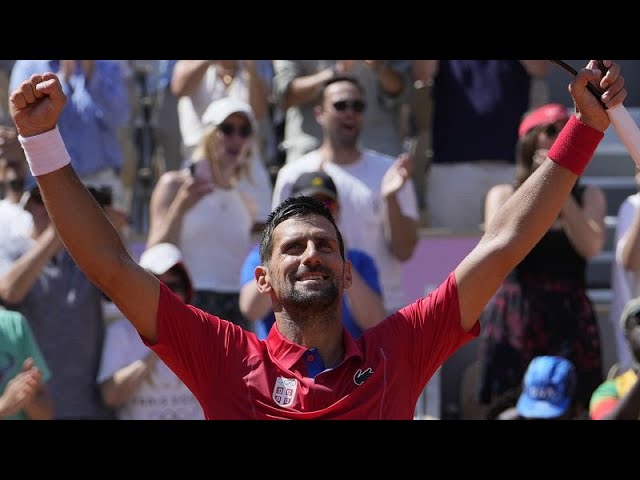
[266,320,363,371]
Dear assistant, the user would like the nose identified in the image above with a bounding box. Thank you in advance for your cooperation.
[301,240,321,266]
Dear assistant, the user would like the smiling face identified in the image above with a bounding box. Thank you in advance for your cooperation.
[257,212,351,320]
[316,80,365,149]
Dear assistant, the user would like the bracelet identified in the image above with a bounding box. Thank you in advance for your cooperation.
[547,115,603,176]
[18,126,71,177]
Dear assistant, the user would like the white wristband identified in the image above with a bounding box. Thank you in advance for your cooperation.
[18,126,71,177]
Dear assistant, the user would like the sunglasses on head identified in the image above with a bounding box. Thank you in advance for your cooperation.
[333,99,366,114]
[218,122,252,138]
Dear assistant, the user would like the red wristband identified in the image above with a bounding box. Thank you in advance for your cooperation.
[547,115,604,176]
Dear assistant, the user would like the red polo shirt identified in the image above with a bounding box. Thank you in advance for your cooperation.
[144,271,479,419]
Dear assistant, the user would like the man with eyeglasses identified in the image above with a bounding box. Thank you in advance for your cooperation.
[273,60,412,165]
[7,61,626,420]
[97,243,204,420]
[240,170,385,339]
[272,76,419,315]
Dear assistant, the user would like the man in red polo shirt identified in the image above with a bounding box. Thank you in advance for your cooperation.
[8,60,626,419]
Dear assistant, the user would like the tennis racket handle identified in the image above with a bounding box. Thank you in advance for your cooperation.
[607,104,640,169]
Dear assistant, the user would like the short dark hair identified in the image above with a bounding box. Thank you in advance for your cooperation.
[319,75,365,106]
[259,195,345,265]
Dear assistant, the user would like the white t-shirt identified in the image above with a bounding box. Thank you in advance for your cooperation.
[272,149,419,312]
[0,199,33,240]
[610,192,640,370]
[97,316,204,420]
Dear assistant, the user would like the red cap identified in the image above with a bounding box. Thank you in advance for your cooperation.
[518,103,571,139]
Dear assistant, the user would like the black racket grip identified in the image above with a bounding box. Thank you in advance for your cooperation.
[588,60,608,108]
[548,60,606,108]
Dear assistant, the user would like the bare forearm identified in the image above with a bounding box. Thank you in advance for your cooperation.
[246,69,269,120]
[376,64,405,96]
[0,232,60,304]
[36,166,129,297]
[147,202,186,247]
[621,212,640,270]
[486,162,577,270]
[560,195,605,259]
[170,60,211,97]
[412,60,439,85]
[284,68,334,110]
[0,394,17,418]
[344,269,386,330]
[385,194,418,261]
[100,355,155,408]
[519,60,550,78]
[456,161,578,331]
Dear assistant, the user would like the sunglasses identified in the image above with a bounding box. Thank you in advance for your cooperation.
[333,100,366,114]
[218,122,252,138]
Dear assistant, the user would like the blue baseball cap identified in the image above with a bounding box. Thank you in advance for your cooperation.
[516,356,576,419]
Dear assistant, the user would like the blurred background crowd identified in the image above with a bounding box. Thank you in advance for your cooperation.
[1,59,640,420]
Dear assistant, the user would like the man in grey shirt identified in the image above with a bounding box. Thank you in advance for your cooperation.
[0,185,113,419]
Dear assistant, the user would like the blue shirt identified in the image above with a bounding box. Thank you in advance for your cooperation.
[10,60,130,179]
[240,244,382,340]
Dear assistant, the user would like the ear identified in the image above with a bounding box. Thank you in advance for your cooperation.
[255,265,272,294]
[314,103,324,124]
[343,259,353,290]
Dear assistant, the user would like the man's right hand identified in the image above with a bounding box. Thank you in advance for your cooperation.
[9,72,66,138]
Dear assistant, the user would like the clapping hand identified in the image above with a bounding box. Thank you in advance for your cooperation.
[381,153,413,198]
[0,358,43,418]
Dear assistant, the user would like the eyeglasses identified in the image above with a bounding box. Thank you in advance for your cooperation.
[332,100,366,114]
[218,122,252,138]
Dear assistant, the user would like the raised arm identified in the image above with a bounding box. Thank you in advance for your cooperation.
[455,60,626,332]
[170,60,214,97]
[381,153,419,261]
[560,184,606,259]
[9,72,161,342]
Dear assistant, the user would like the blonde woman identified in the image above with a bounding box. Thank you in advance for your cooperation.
[147,97,256,329]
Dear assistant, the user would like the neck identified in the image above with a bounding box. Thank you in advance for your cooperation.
[318,144,360,166]
[210,160,238,189]
[4,190,23,204]
[276,308,345,367]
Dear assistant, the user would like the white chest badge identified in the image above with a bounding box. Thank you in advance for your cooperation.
[272,376,298,408]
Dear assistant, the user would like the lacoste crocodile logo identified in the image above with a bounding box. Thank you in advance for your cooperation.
[353,367,373,385]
